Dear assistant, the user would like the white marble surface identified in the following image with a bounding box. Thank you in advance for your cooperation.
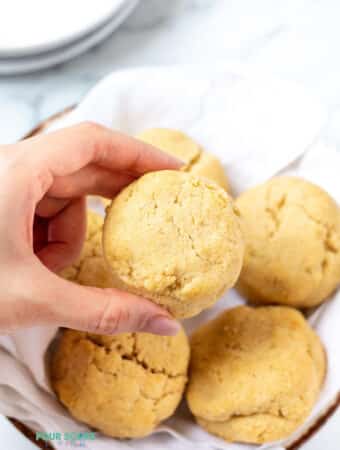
[1,0,340,145]
[0,0,339,448]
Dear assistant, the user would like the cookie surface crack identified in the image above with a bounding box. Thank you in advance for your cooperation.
[85,333,186,379]
[265,187,286,238]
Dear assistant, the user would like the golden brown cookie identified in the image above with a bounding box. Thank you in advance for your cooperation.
[137,128,229,191]
[55,212,190,438]
[100,128,230,208]
[51,328,190,438]
[236,176,340,308]
[186,306,326,444]
[103,170,244,318]
[60,210,114,288]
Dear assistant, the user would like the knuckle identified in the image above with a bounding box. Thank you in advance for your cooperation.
[134,311,151,332]
[51,177,73,197]
[0,145,11,161]
[130,148,143,171]
[91,293,131,335]
[78,121,105,136]
[35,169,53,196]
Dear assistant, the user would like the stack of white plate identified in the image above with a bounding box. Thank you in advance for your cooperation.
[0,0,139,75]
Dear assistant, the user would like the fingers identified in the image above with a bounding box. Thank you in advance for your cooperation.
[20,122,182,183]
[36,197,69,218]
[30,265,180,336]
[46,165,137,199]
[33,215,48,253]
[36,198,86,272]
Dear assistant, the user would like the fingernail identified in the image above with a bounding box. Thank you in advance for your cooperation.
[146,315,180,336]
[175,157,185,166]
[168,156,185,169]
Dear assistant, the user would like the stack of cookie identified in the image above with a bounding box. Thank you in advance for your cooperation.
[51,129,340,445]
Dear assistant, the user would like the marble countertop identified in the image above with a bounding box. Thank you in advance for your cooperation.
[1,0,340,146]
[0,0,339,448]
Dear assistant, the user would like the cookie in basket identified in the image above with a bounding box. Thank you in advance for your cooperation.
[50,328,190,439]
[101,128,229,207]
[103,170,244,318]
[236,176,340,308]
[55,213,190,438]
[137,128,229,191]
[59,210,114,287]
[186,305,326,444]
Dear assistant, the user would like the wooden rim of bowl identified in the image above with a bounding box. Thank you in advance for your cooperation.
[24,105,76,139]
[7,106,340,450]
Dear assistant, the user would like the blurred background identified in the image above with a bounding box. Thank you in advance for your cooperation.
[0,0,340,448]
[1,0,340,146]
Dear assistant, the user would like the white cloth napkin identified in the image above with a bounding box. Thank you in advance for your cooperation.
[0,65,338,450]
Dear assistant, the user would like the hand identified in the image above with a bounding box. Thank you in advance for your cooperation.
[0,122,182,336]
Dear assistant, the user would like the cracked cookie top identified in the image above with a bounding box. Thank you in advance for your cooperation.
[55,210,190,438]
[186,306,326,444]
[137,128,230,192]
[51,328,190,438]
[103,170,244,318]
[236,176,340,308]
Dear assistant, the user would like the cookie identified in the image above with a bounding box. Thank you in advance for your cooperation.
[51,328,190,438]
[186,306,326,444]
[55,212,190,438]
[236,176,340,307]
[137,128,229,191]
[103,170,244,318]
[60,210,114,288]
[100,128,230,208]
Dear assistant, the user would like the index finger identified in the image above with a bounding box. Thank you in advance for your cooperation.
[20,122,183,178]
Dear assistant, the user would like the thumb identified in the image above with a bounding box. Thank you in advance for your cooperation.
[31,266,180,336]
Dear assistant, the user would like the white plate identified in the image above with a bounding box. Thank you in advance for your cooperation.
[0,0,131,57]
[0,0,138,75]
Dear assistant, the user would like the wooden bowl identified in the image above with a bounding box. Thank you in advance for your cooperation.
[7,108,340,450]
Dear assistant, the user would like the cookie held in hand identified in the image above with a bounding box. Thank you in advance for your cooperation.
[103,170,244,318]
